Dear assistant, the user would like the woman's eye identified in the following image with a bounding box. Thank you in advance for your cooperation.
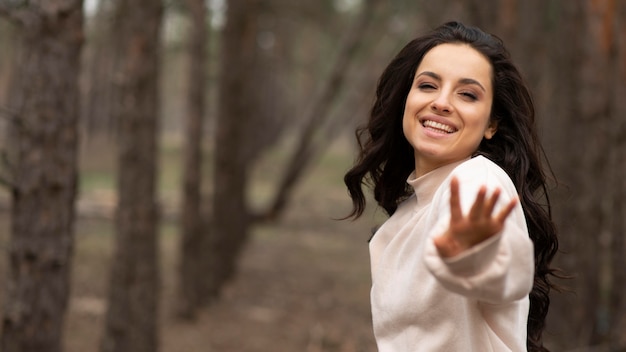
[460,92,478,101]
[418,83,436,90]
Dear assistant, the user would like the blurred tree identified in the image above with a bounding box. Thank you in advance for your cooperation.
[206,0,380,300]
[606,0,626,348]
[0,1,84,351]
[259,0,382,222]
[581,0,626,351]
[81,0,119,138]
[541,0,626,350]
[99,0,163,351]
[533,2,589,349]
[207,0,259,299]
[177,0,208,319]
[0,21,16,106]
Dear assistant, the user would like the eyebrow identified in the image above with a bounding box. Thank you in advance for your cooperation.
[416,71,486,92]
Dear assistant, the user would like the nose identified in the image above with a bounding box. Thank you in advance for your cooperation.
[430,93,452,114]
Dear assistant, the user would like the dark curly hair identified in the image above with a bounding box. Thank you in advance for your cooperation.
[344,21,559,352]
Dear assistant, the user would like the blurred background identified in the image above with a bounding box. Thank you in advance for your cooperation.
[0,0,624,351]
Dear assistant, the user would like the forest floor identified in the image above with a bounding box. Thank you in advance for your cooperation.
[0,136,383,352]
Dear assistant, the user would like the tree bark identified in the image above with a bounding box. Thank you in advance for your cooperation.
[100,1,163,352]
[609,0,626,348]
[207,0,259,299]
[545,3,589,348]
[545,0,617,349]
[0,1,83,351]
[81,0,119,138]
[177,0,208,319]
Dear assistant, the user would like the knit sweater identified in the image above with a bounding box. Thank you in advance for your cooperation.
[369,155,535,352]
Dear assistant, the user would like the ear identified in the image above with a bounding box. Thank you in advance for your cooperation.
[484,120,498,140]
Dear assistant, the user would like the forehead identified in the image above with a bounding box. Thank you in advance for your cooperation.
[417,43,493,86]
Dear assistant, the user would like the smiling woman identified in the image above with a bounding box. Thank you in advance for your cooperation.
[343,22,559,352]
[403,43,496,176]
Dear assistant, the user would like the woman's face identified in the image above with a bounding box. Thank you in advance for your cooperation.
[402,43,496,176]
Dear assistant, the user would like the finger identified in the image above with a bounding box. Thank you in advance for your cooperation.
[495,198,518,224]
[469,186,487,220]
[449,177,463,221]
[483,188,502,216]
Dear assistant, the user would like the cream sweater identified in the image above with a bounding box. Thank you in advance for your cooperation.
[369,156,534,352]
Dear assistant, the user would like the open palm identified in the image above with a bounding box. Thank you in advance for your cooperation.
[434,177,518,258]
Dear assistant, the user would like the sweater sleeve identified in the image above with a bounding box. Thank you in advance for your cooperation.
[422,157,535,304]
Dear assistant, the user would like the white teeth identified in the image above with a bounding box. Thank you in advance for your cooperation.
[423,120,455,133]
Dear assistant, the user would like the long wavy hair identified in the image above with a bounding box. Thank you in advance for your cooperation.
[344,21,559,352]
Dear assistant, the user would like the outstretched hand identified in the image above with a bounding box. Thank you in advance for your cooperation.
[434,176,518,258]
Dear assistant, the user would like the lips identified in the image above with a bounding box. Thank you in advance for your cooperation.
[421,119,457,134]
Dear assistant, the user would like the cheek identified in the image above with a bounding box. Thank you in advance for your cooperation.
[466,108,492,130]
[401,99,413,136]
[401,113,411,141]
[402,92,424,127]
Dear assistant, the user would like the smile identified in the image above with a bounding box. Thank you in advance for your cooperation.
[422,120,457,134]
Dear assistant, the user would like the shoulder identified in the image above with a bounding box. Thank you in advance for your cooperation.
[453,155,507,178]
[451,155,516,192]
[391,194,416,219]
[382,192,417,224]
[370,194,416,243]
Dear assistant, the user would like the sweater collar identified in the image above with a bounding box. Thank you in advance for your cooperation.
[406,158,468,207]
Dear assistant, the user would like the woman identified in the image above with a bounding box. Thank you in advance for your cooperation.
[344,22,559,351]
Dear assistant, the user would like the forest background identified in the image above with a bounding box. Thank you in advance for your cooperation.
[0,0,624,351]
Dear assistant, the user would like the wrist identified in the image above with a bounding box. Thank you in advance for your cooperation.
[433,232,465,258]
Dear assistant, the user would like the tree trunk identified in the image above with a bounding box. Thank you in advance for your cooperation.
[0,20,17,106]
[81,0,119,138]
[258,0,381,222]
[609,0,626,348]
[100,1,163,352]
[207,0,261,298]
[545,0,616,349]
[177,0,208,319]
[546,4,590,349]
[206,0,381,299]
[0,1,83,351]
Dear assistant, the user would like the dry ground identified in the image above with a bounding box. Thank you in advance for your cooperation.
[64,207,378,352]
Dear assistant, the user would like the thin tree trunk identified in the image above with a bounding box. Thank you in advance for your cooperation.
[546,0,613,348]
[0,21,16,106]
[257,0,381,222]
[100,1,163,351]
[575,0,615,346]
[609,0,626,348]
[207,0,262,298]
[177,0,207,319]
[82,0,119,139]
[0,1,83,351]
